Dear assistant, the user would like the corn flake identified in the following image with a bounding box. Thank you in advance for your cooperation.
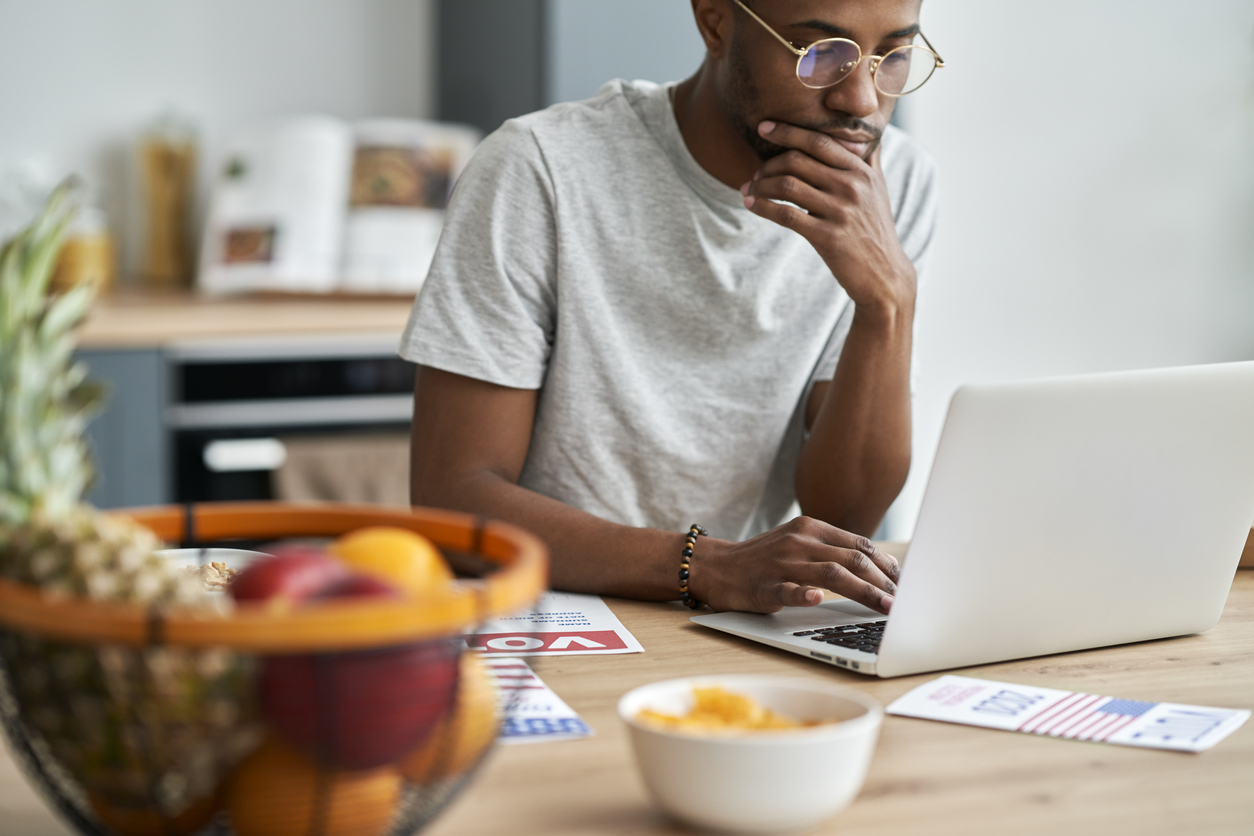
[637,687,819,733]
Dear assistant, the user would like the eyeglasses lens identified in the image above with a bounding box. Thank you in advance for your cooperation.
[874,45,938,96]
[797,39,861,88]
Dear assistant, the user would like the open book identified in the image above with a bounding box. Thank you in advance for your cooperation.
[198,116,479,296]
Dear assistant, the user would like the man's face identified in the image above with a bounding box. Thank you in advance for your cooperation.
[719,0,925,161]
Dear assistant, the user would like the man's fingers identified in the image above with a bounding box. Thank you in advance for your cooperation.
[742,189,825,238]
[831,546,896,596]
[755,150,856,194]
[746,175,836,220]
[845,537,901,587]
[773,582,824,609]
[798,561,893,615]
[867,141,883,172]
[808,525,900,587]
[853,540,900,587]
[871,545,901,585]
[758,120,864,170]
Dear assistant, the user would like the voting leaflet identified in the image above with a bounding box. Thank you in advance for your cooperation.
[886,675,1250,753]
[467,591,645,656]
[486,657,594,744]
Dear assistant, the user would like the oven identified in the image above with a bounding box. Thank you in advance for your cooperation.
[165,335,416,503]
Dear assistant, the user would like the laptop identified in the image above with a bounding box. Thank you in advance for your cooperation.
[691,361,1254,677]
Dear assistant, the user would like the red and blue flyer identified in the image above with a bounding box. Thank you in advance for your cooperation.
[887,675,1249,753]
[486,657,594,744]
[467,591,645,656]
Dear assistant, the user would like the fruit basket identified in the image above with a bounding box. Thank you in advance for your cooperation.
[0,501,548,836]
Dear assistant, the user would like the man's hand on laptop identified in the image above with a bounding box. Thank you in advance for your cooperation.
[690,517,899,615]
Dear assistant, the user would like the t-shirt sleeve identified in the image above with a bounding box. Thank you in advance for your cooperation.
[398,121,558,390]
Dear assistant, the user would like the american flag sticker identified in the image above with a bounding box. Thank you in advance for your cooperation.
[886,675,1250,753]
[484,657,594,744]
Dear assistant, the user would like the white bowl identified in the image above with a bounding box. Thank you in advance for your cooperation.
[158,547,272,592]
[159,547,272,572]
[618,675,882,834]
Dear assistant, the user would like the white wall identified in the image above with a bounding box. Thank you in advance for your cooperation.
[888,0,1254,538]
[0,0,435,278]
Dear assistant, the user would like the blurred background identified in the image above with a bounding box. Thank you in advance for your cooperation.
[0,0,1251,539]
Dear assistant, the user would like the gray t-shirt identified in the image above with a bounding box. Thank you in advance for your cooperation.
[401,79,937,541]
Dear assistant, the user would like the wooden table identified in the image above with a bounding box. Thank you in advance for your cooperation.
[425,571,1254,836]
[3,571,1251,836]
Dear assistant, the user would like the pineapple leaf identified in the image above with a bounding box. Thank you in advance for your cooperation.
[0,178,94,525]
[40,281,97,347]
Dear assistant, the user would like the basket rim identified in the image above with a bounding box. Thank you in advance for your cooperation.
[0,501,548,651]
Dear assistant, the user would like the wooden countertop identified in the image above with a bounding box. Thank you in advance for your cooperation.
[75,288,416,348]
[4,568,1251,836]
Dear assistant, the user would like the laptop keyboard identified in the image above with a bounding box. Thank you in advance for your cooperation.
[792,620,887,654]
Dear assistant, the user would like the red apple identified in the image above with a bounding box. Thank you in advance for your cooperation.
[259,571,461,770]
[229,545,351,602]
[312,573,400,601]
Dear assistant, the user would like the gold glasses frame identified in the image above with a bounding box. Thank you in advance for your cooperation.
[730,0,945,97]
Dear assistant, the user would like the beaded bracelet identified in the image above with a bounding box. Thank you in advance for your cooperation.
[679,524,708,609]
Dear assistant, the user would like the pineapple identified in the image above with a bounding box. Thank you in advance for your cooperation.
[0,181,260,820]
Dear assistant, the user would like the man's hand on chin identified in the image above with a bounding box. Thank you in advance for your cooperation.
[740,120,916,318]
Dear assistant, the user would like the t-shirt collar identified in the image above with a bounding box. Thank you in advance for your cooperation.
[635,81,751,210]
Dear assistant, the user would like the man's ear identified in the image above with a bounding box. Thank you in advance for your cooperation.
[692,0,735,58]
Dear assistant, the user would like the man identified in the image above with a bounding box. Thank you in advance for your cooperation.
[402,0,939,616]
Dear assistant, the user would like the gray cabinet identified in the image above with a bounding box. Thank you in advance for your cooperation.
[438,0,706,136]
[79,349,171,509]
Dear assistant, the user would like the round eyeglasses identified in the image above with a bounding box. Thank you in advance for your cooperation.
[731,0,945,97]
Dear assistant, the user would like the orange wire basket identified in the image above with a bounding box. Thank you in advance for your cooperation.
[0,502,549,836]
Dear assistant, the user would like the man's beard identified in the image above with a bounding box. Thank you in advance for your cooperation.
[725,34,788,161]
[723,30,884,163]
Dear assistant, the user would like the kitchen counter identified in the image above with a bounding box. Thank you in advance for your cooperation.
[71,289,420,509]
[77,288,417,348]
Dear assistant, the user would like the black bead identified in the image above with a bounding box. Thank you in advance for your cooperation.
[679,568,689,581]
[682,547,693,557]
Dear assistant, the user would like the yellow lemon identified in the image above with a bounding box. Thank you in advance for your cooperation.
[329,527,452,596]
[399,652,500,784]
[226,737,401,836]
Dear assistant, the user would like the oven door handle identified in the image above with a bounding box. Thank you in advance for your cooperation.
[203,438,288,473]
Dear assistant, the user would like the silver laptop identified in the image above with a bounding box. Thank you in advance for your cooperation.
[692,361,1254,677]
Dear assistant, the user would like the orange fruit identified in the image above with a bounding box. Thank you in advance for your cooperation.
[226,737,401,836]
[400,652,500,785]
[329,527,452,596]
[88,793,218,836]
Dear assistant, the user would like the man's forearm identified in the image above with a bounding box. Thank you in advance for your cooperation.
[414,464,899,616]
[413,464,684,601]
[795,299,914,535]
[738,120,917,535]
[411,365,900,615]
